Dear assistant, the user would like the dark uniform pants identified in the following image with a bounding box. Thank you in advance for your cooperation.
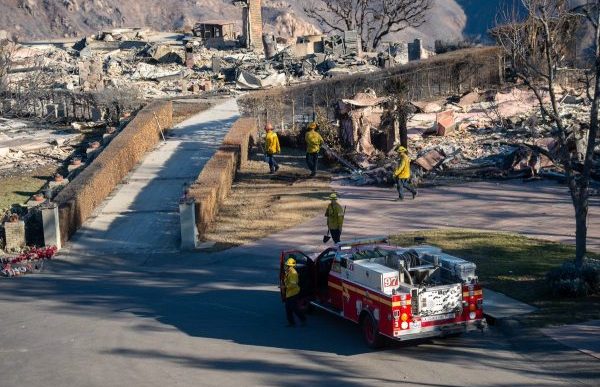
[285,294,306,325]
[395,177,417,199]
[306,152,319,175]
[267,153,279,172]
[330,229,342,244]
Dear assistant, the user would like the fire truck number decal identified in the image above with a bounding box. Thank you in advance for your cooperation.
[383,277,399,287]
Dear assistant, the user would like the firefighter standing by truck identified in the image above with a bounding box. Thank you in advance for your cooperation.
[305,122,324,177]
[393,146,418,201]
[325,193,345,243]
[264,123,281,174]
[283,257,307,327]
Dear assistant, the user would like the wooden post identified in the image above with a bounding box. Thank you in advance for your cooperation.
[291,99,295,131]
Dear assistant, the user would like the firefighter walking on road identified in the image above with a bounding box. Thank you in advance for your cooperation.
[284,258,307,327]
[394,146,418,201]
[325,193,345,244]
[264,123,280,174]
[305,122,324,177]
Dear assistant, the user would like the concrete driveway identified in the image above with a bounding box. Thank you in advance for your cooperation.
[65,98,239,257]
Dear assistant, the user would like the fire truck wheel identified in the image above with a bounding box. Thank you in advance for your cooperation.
[360,313,385,349]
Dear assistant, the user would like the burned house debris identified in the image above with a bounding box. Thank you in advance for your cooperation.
[338,90,388,156]
[336,87,599,186]
[3,0,596,257]
[193,21,237,49]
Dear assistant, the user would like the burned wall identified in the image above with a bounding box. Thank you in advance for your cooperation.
[242,0,264,52]
[239,47,504,127]
[54,101,173,244]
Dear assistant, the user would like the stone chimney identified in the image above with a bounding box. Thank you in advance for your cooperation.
[239,0,264,53]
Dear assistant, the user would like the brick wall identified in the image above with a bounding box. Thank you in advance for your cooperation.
[248,0,264,52]
[4,221,26,251]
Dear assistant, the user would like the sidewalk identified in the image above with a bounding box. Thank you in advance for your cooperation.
[542,320,600,360]
[66,98,239,258]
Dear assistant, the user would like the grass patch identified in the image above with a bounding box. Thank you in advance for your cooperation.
[172,100,213,125]
[203,148,332,250]
[0,166,56,212]
[390,229,600,327]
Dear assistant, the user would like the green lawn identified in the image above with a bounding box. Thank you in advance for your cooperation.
[390,229,600,327]
[0,167,56,213]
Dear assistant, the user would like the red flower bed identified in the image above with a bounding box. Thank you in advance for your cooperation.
[1,246,57,278]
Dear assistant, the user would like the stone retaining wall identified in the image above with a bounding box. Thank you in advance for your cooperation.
[54,101,173,244]
[187,117,258,236]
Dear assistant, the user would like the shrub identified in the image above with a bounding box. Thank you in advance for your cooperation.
[547,259,600,297]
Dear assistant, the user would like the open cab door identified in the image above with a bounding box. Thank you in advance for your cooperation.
[279,250,316,310]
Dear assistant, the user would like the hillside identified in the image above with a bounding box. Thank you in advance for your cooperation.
[0,0,502,45]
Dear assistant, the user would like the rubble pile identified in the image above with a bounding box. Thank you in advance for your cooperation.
[0,119,85,178]
[4,25,434,104]
[336,87,599,186]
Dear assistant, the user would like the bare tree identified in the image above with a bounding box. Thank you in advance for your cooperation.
[493,0,599,267]
[302,0,431,51]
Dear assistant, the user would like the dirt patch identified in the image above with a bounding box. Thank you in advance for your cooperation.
[202,150,333,250]
[172,100,214,125]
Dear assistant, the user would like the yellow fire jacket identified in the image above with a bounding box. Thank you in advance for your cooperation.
[284,267,300,298]
[305,130,324,154]
[325,201,344,230]
[265,131,281,155]
[394,153,411,179]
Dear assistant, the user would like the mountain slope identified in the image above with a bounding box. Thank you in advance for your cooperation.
[0,0,497,44]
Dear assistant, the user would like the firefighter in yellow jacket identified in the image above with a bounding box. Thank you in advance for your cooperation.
[264,123,281,174]
[284,257,306,327]
[325,193,345,243]
[393,146,418,201]
[305,122,324,177]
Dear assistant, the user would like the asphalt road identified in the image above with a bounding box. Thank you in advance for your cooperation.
[0,249,598,387]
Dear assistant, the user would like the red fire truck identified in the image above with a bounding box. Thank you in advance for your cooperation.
[279,237,486,348]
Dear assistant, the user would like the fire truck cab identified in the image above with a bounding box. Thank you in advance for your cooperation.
[279,237,486,348]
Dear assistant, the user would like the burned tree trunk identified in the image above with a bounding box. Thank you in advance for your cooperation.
[399,109,408,148]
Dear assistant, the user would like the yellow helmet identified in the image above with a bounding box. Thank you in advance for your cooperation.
[397,146,407,153]
[308,122,317,130]
[329,193,338,200]
[285,258,296,267]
